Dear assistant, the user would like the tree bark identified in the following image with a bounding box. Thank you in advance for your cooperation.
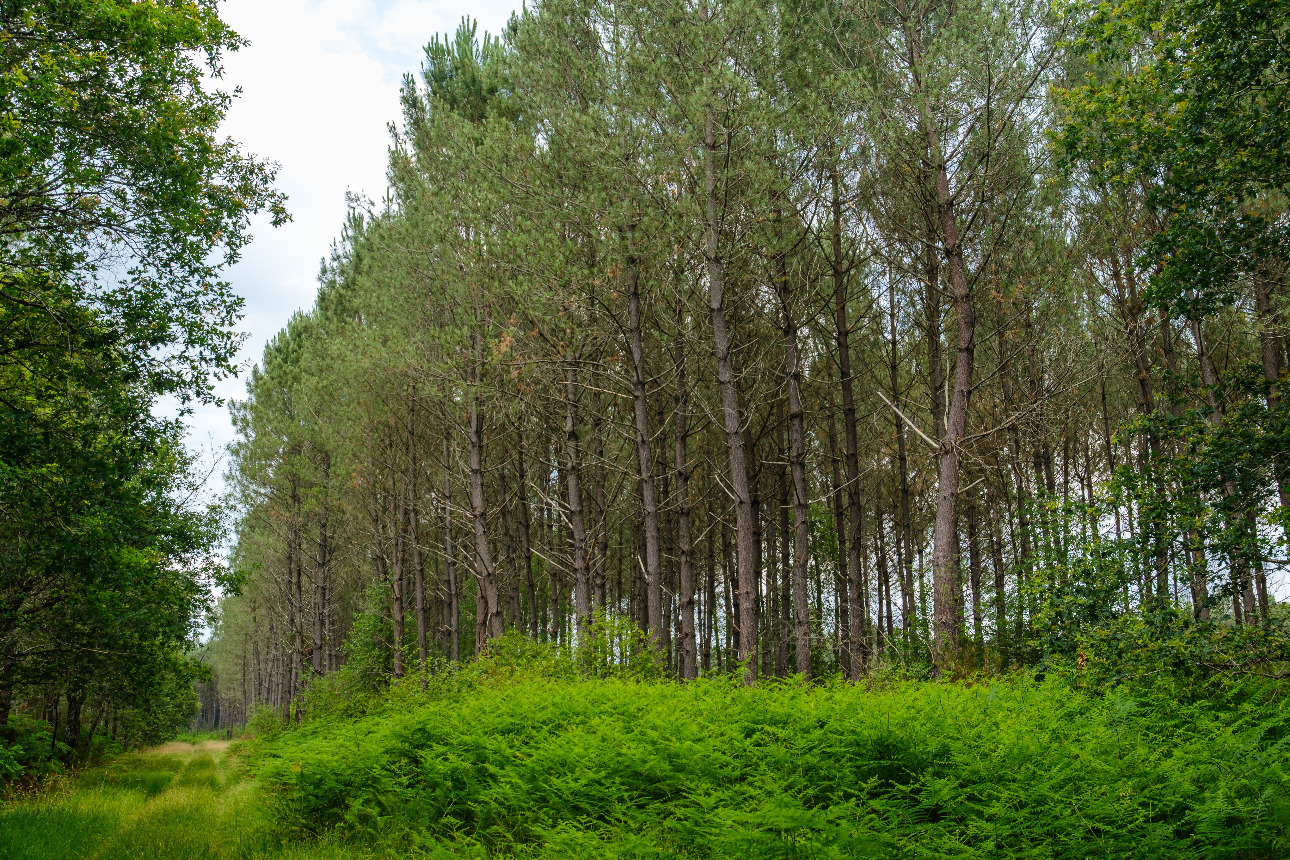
[704,106,758,683]
[674,300,698,680]
[825,382,851,676]
[928,128,974,674]
[625,249,665,651]
[888,279,915,634]
[775,220,811,679]
[967,493,983,658]
[1256,267,1290,554]
[407,399,426,669]
[516,432,538,636]
[388,470,406,679]
[1194,319,1257,623]
[831,167,866,677]
[443,427,460,662]
[563,361,592,644]
[468,327,504,651]
[591,400,610,615]
[312,453,330,677]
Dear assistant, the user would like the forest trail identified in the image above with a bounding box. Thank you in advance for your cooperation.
[0,741,363,860]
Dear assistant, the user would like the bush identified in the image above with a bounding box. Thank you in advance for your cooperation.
[249,674,1290,858]
[0,714,64,783]
[244,705,285,740]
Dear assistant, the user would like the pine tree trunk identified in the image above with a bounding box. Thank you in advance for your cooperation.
[989,494,1008,664]
[591,402,610,615]
[625,250,665,651]
[516,433,538,636]
[704,113,757,681]
[775,230,811,679]
[313,453,330,677]
[831,169,865,677]
[1256,267,1290,572]
[674,301,698,680]
[389,471,406,679]
[967,495,983,658]
[443,428,460,662]
[468,328,504,650]
[888,281,915,635]
[928,133,974,675]
[408,400,426,669]
[825,383,851,676]
[564,362,592,644]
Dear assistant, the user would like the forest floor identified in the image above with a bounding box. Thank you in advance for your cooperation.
[0,739,372,859]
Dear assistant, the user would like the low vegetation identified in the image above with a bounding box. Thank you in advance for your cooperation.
[5,656,1287,858]
[239,660,1290,859]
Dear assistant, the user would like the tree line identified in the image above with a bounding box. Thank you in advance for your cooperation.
[0,0,282,760]
[202,0,1290,723]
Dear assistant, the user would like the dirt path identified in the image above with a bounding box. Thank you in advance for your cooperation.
[0,739,360,860]
[152,738,231,755]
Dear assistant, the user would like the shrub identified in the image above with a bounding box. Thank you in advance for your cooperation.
[250,675,1290,858]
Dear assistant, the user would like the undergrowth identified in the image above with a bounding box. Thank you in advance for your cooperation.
[247,670,1290,859]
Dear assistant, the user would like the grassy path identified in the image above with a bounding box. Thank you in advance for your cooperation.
[0,741,366,860]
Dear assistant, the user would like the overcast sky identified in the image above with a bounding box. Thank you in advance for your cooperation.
[179,0,518,487]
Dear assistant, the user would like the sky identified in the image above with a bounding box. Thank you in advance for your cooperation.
[178,0,518,486]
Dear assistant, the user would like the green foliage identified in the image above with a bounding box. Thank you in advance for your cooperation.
[0,713,61,779]
[251,676,1290,858]
[244,705,287,741]
[1056,0,1290,315]
[1020,489,1290,697]
[0,0,287,399]
[0,0,282,763]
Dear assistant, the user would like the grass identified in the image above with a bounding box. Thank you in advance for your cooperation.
[0,740,376,859]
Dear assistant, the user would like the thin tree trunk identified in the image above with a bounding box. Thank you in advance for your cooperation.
[826,381,851,676]
[516,432,538,636]
[888,278,915,634]
[1257,266,1290,566]
[564,362,592,644]
[967,494,983,658]
[704,495,716,672]
[407,400,426,669]
[312,454,330,677]
[989,486,1008,664]
[389,470,406,679]
[591,400,610,615]
[674,300,698,680]
[1194,319,1257,623]
[625,248,665,650]
[443,427,460,662]
[832,167,866,677]
[928,130,974,674]
[703,102,757,682]
[775,222,811,678]
[468,329,504,651]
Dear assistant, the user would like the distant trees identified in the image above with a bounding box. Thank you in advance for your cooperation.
[205,0,1289,719]
[0,1,283,752]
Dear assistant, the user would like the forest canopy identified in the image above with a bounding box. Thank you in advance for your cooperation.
[200,0,1290,728]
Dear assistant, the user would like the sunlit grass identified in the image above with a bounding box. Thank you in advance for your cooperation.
[0,741,378,860]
